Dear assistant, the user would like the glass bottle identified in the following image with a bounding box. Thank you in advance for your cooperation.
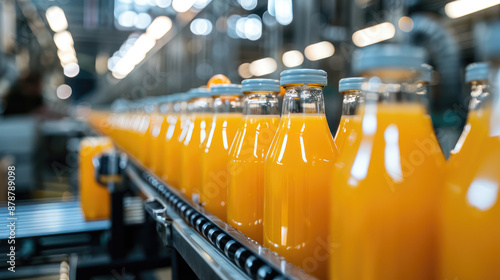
[334,77,364,152]
[440,22,500,279]
[179,88,213,200]
[227,79,280,243]
[330,44,445,280]
[200,84,243,220]
[264,69,338,279]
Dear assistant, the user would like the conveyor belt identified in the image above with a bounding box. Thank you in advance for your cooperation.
[0,197,144,239]
[127,163,316,280]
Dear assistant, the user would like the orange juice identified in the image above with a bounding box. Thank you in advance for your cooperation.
[227,115,279,242]
[164,109,187,187]
[149,111,167,174]
[440,106,500,280]
[264,114,337,278]
[330,103,445,280]
[200,112,242,221]
[333,115,362,151]
[227,78,281,243]
[440,60,500,279]
[180,113,213,199]
[80,137,113,220]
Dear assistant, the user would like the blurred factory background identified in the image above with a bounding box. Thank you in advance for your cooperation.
[0,0,499,279]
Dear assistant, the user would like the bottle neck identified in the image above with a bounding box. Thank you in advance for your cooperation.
[469,81,491,111]
[242,91,280,116]
[281,84,326,115]
[188,97,213,113]
[488,62,500,136]
[213,94,243,113]
[360,70,429,112]
[341,90,363,116]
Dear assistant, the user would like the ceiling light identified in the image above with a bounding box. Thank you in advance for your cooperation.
[352,22,396,47]
[46,6,68,32]
[304,41,335,61]
[282,50,304,67]
[146,16,172,39]
[445,0,500,19]
[249,57,277,76]
[56,84,72,99]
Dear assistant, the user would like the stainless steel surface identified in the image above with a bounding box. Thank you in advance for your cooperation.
[0,197,144,239]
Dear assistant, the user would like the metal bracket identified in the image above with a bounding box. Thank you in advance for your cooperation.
[144,198,173,247]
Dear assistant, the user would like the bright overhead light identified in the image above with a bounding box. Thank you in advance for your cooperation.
[445,0,500,18]
[134,34,156,54]
[156,0,172,8]
[282,50,304,67]
[352,22,396,47]
[275,0,293,25]
[190,18,212,36]
[63,62,80,78]
[238,63,253,78]
[146,16,172,39]
[267,0,276,16]
[172,0,195,13]
[304,41,335,61]
[46,6,68,32]
[54,31,74,51]
[135,13,152,29]
[249,57,277,77]
[244,15,262,41]
[58,52,77,66]
[56,84,72,100]
[398,16,413,32]
[118,11,138,28]
[236,17,247,39]
[239,0,257,10]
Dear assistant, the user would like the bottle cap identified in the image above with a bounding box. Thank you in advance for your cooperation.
[339,77,364,93]
[242,79,280,93]
[465,62,489,83]
[210,84,243,96]
[187,87,211,101]
[280,69,327,86]
[352,44,427,74]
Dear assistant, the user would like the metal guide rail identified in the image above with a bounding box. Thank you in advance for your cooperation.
[125,162,317,280]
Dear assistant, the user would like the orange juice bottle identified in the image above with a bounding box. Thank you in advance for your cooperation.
[200,84,243,220]
[163,93,189,187]
[149,96,173,175]
[264,69,338,279]
[80,137,113,220]
[180,88,213,200]
[440,56,500,279]
[227,79,280,243]
[129,102,152,164]
[330,45,445,280]
[334,77,364,152]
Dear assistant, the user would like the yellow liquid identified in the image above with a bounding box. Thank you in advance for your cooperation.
[227,115,279,243]
[264,114,337,279]
[180,113,213,199]
[334,115,362,152]
[330,103,445,280]
[162,113,185,187]
[440,107,500,280]
[149,113,167,175]
[131,113,150,163]
[200,113,243,221]
[79,137,113,220]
